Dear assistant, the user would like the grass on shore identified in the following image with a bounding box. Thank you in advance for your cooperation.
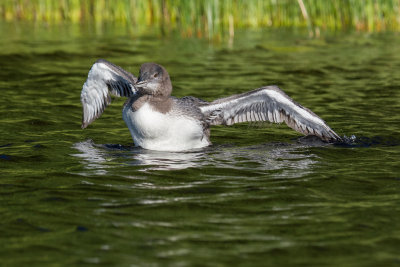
[2,0,400,38]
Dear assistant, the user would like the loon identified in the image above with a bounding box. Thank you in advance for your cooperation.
[80,59,341,151]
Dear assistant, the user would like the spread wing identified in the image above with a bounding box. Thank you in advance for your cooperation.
[199,85,341,142]
[80,59,138,128]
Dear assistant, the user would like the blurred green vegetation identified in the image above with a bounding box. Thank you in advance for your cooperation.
[2,0,400,38]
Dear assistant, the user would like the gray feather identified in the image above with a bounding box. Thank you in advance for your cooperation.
[199,85,341,142]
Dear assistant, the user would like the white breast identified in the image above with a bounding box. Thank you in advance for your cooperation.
[122,102,210,151]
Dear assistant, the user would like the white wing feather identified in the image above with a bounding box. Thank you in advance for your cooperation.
[80,59,137,128]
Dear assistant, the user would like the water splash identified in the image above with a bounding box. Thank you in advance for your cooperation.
[335,135,400,148]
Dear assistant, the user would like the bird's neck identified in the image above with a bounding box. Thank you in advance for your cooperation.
[132,94,172,114]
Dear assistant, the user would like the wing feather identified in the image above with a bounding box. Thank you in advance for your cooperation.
[200,85,341,142]
[80,59,137,128]
[260,108,266,121]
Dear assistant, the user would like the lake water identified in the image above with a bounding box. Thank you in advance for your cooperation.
[1,22,399,266]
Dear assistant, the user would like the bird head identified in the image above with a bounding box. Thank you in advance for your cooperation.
[135,63,172,96]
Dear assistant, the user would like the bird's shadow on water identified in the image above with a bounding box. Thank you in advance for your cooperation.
[71,135,399,175]
[298,134,400,148]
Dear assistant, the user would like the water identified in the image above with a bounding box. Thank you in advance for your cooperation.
[1,22,400,266]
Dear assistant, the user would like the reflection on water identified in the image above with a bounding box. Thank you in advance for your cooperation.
[72,139,318,176]
[72,139,207,172]
[72,140,111,175]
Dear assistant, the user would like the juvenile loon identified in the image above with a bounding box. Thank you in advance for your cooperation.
[81,59,341,151]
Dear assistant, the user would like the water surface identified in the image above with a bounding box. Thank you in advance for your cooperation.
[1,23,400,266]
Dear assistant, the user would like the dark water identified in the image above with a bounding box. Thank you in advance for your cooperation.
[1,23,400,266]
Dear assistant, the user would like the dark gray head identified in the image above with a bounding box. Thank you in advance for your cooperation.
[135,63,172,96]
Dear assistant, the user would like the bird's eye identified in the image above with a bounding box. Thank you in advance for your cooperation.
[153,73,158,78]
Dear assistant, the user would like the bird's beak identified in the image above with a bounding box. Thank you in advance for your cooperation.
[135,78,147,88]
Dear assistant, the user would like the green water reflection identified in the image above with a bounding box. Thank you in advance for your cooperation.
[0,22,400,266]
